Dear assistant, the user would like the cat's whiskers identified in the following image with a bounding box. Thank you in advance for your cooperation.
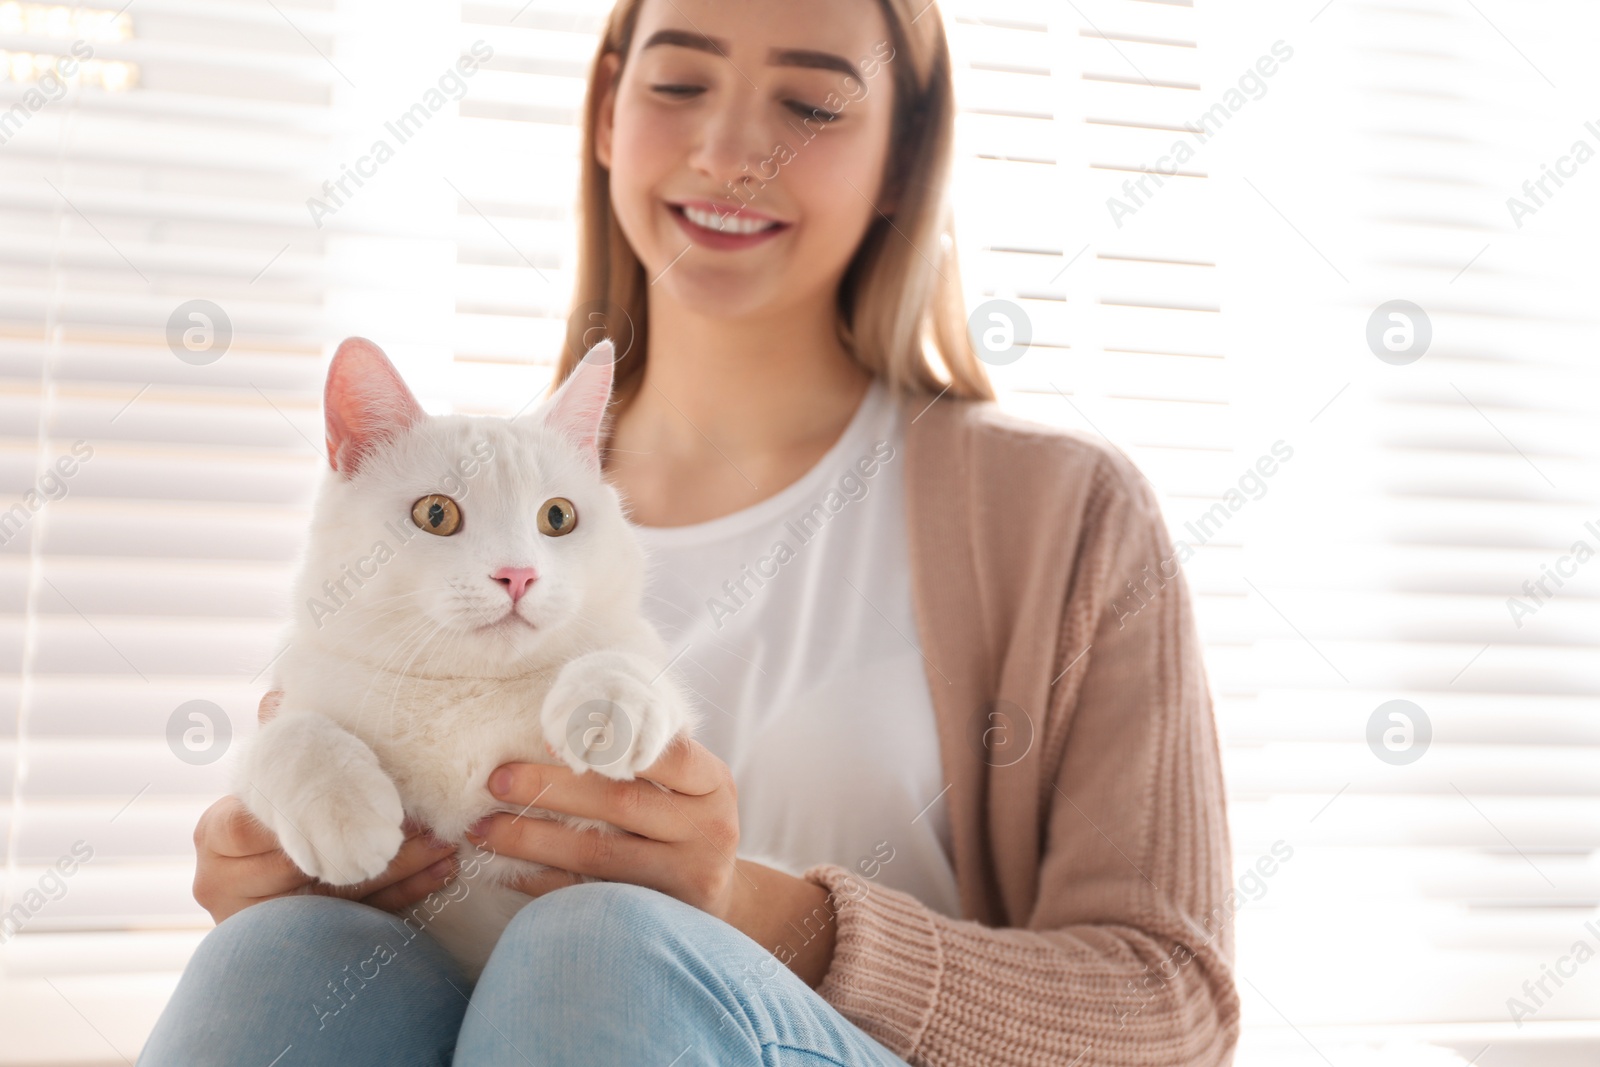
[268,595,437,738]
[329,608,433,652]
[337,587,433,611]
[640,591,699,624]
[373,616,456,740]
[317,588,438,643]
[366,615,450,728]
[369,611,449,679]
[355,612,448,739]
[337,584,522,657]
[336,600,450,688]
[443,576,532,663]
[352,622,435,737]
[418,618,469,675]
[553,602,610,643]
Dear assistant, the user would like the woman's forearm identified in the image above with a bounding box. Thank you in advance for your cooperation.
[727,858,838,989]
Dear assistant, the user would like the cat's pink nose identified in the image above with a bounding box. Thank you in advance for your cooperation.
[492,566,539,604]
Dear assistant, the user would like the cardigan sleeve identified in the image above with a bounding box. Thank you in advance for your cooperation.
[801,452,1240,1066]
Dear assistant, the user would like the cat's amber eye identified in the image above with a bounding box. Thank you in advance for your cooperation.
[412,494,463,536]
[537,497,578,537]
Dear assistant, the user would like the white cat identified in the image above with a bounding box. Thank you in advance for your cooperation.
[230,335,698,980]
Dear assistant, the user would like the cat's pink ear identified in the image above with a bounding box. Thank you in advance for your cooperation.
[324,337,425,476]
[542,341,615,468]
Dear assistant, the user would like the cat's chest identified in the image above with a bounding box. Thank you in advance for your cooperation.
[354,672,546,742]
[373,685,553,836]
[284,658,559,834]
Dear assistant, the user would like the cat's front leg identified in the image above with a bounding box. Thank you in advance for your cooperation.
[539,650,695,780]
[231,710,406,886]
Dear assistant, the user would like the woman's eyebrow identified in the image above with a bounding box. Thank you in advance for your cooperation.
[641,28,731,58]
[639,29,857,80]
[766,48,857,79]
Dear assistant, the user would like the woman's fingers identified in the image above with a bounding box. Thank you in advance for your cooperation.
[195,846,304,921]
[227,849,317,900]
[193,803,308,923]
[198,795,280,859]
[634,735,725,796]
[358,852,459,913]
[470,811,667,884]
[227,826,455,915]
[486,761,709,843]
[195,786,468,925]
[197,792,455,910]
[326,827,457,905]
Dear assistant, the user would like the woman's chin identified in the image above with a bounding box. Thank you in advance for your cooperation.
[652,260,819,323]
[652,267,791,322]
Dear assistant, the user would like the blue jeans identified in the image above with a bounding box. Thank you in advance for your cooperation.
[137,882,910,1066]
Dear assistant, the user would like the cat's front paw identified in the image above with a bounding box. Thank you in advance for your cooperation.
[540,652,690,780]
[277,784,405,886]
[248,773,405,886]
[236,714,407,886]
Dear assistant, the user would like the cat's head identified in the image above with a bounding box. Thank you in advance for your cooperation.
[294,336,642,677]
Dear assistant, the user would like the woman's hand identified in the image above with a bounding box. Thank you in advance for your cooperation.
[465,737,840,988]
[192,798,462,925]
[190,691,460,925]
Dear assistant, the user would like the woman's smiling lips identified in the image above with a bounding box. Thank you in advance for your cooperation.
[666,199,791,251]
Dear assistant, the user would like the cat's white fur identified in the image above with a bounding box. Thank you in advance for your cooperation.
[230,336,698,980]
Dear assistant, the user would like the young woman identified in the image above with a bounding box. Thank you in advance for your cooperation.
[142,0,1239,1064]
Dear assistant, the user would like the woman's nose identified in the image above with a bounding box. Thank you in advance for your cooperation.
[687,92,770,187]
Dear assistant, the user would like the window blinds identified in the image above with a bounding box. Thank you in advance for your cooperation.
[1,0,341,1057]
[955,0,1596,1060]
[1206,0,1600,1060]
[0,0,1595,1063]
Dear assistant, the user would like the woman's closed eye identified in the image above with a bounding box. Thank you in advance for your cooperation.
[650,83,705,99]
[786,100,840,123]
[649,83,840,124]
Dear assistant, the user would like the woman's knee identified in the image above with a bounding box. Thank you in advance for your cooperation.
[143,894,469,1067]
[458,884,759,1064]
[482,881,741,1003]
[212,892,387,940]
[177,893,469,1018]
[464,884,895,1065]
[190,894,394,972]
[497,882,707,965]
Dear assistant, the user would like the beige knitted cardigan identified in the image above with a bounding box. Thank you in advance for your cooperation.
[800,389,1241,1066]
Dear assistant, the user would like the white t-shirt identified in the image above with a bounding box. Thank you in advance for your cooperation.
[632,376,962,919]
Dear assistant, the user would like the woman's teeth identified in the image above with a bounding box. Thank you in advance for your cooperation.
[681,205,779,234]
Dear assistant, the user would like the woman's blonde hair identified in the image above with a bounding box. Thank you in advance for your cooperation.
[556,0,994,404]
